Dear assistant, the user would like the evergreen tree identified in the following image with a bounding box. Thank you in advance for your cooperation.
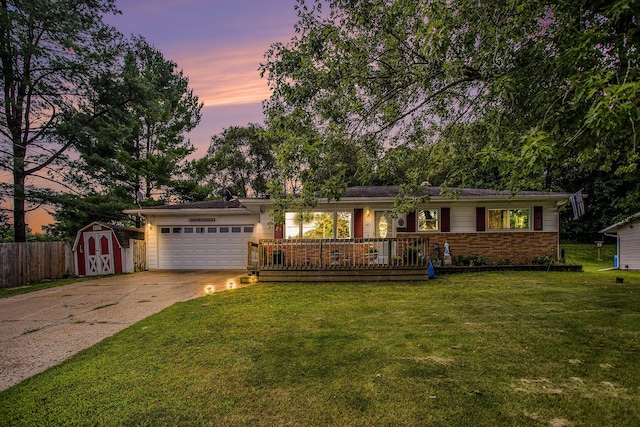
[71,37,203,201]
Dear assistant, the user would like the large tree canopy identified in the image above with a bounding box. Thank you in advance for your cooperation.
[0,0,121,241]
[261,0,639,232]
[179,124,277,201]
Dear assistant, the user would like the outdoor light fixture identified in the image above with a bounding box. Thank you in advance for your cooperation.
[205,285,214,294]
[227,280,235,289]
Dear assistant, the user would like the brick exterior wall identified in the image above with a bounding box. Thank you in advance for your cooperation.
[399,232,559,265]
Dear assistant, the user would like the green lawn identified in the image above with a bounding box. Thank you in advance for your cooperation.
[1,245,638,426]
[0,276,97,298]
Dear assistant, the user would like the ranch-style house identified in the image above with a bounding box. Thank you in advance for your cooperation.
[125,186,571,279]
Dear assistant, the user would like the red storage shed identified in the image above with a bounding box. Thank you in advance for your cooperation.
[73,222,144,276]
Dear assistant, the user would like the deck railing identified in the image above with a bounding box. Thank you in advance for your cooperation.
[248,237,429,270]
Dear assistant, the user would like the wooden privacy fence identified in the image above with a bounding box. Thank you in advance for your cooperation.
[132,239,146,272]
[0,242,74,288]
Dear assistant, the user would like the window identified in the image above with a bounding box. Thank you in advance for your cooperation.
[231,227,241,233]
[196,227,205,233]
[488,208,530,230]
[244,226,254,233]
[184,227,194,233]
[418,209,438,231]
[208,227,217,233]
[285,211,352,239]
[172,227,182,233]
[160,227,170,234]
[220,227,229,233]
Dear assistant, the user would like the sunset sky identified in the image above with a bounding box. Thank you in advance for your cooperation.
[25,0,301,232]
[106,0,300,154]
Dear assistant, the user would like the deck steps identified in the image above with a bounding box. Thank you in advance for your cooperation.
[257,268,429,282]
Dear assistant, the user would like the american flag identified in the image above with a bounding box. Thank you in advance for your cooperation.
[570,190,585,219]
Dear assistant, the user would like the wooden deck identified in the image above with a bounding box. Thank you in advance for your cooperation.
[248,237,431,282]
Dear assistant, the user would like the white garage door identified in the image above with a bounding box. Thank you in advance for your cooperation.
[157,225,255,269]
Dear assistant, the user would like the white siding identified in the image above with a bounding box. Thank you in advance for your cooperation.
[256,210,276,240]
[450,205,477,232]
[619,224,640,270]
[146,223,158,269]
[446,203,559,233]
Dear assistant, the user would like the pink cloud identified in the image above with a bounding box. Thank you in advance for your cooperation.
[177,44,272,107]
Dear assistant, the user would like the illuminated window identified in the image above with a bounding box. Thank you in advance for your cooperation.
[418,209,438,231]
[488,209,530,230]
[284,211,352,239]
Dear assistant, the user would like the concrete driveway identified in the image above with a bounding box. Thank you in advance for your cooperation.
[0,270,250,391]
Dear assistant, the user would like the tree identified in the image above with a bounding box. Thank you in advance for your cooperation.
[0,0,121,242]
[261,0,639,227]
[43,189,135,242]
[181,124,277,200]
[71,37,203,202]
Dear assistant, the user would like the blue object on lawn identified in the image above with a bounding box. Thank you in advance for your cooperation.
[428,259,436,278]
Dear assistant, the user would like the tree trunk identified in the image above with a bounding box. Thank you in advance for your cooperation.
[13,160,26,242]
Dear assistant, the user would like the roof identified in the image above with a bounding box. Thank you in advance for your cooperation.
[599,211,640,234]
[125,186,572,216]
[123,199,246,216]
[340,186,568,199]
[73,221,144,250]
[134,199,243,210]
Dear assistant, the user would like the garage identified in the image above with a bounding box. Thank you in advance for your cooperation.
[157,224,255,269]
[125,199,262,271]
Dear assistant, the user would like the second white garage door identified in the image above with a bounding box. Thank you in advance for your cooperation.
[157,225,255,269]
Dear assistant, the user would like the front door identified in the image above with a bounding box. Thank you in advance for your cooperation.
[84,232,114,276]
[375,211,394,263]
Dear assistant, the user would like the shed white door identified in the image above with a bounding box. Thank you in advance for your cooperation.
[84,231,115,276]
[157,225,254,269]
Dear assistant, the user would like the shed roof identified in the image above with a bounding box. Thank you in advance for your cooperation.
[73,222,144,250]
[599,211,640,234]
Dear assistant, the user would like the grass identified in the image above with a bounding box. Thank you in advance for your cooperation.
[560,243,617,272]
[0,276,97,298]
[1,245,639,426]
